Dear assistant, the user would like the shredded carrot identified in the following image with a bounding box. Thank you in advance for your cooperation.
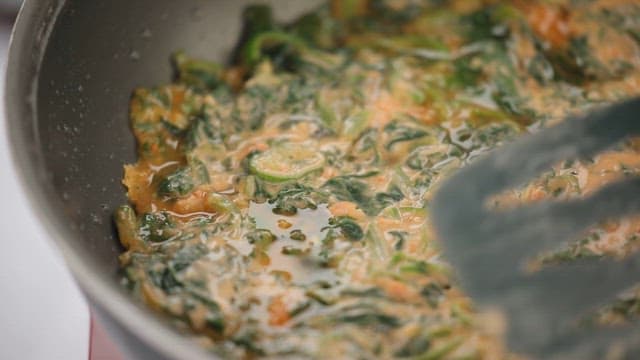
[524,3,571,49]
[376,277,420,302]
[328,201,367,220]
[123,163,154,213]
[268,296,291,326]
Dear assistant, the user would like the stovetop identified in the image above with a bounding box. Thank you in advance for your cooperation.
[0,13,91,360]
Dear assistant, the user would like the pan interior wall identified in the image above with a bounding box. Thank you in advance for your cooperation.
[35,0,321,274]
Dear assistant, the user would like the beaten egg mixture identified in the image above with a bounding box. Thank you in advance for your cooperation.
[115,0,640,358]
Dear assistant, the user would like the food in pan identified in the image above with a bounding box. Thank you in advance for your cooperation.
[115,0,640,358]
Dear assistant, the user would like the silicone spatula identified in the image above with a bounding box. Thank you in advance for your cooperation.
[431,98,640,359]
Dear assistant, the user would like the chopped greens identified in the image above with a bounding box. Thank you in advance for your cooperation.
[116,0,640,358]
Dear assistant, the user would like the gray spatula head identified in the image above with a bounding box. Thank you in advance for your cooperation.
[431,98,640,359]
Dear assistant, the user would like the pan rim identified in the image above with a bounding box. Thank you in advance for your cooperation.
[4,1,214,359]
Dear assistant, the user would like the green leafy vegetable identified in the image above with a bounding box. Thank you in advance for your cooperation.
[337,304,401,329]
[246,229,277,251]
[395,332,432,357]
[323,176,404,216]
[384,120,429,150]
[270,183,328,215]
[289,229,307,241]
[173,51,224,91]
[243,31,309,71]
[324,216,364,241]
[157,162,209,199]
[139,212,177,243]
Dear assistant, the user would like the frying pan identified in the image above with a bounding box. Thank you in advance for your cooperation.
[6,1,321,359]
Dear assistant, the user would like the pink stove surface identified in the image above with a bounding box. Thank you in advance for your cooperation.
[89,315,125,360]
